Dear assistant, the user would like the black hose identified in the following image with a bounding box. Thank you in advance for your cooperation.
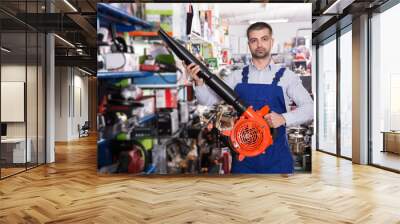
[158,28,247,115]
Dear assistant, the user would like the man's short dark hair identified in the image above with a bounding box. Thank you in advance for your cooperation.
[247,22,273,38]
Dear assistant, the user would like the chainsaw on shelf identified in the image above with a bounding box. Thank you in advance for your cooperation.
[158,28,277,161]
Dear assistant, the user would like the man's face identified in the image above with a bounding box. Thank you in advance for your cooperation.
[248,28,274,59]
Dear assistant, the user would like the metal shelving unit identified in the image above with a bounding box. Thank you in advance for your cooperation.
[97,3,194,175]
[97,3,152,32]
[135,84,184,89]
[97,4,155,150]
[98,71,154,79]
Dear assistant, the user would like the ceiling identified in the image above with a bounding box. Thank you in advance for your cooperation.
[1,0,396,70]
[0,0,98,72]
[1,32,44,58]
[311,0,390,44]
[217,3,311,25]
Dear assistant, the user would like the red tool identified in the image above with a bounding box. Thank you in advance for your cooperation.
[222,106,273,161]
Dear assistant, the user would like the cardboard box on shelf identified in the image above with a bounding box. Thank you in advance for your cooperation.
[156,88,177,108]
[136,96,156,119]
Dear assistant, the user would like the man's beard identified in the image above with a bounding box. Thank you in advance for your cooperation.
[251,48,270,59]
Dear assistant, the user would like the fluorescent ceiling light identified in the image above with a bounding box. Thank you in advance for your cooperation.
[248,19,289,24]
[54,34,75,48]
[1,47,11,53]
[323,0,341,14]
[322,0,354,15]
[63,0,78,12]
[78,67,93,76]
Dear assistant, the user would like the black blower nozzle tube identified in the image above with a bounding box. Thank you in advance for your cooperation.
[158,28,247,115]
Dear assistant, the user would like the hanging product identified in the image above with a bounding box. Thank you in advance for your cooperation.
[186,85,194,101]
[158,28,277,161]
[186,4,194,35]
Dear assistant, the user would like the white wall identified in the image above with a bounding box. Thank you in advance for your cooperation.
[55,66,69,141]
[1,65,39,137]
[1,64,45,164]
[228,21,311,55]
[55,67,89,141]
[1,65,26,139]
[72,73,89,138]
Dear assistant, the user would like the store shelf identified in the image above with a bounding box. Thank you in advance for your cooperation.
[129,31,173,37]
[138,114,156,125]
[98,3,153,32]
[133,72,177,85]
[97,71,154,79]
[135,84,182,89]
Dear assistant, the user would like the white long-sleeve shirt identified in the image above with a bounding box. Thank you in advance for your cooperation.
[194,63,314,127]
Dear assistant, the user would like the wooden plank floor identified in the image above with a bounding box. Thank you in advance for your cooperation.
[1,135,400,224]
[1,167,26,178]
[372,151,400,171]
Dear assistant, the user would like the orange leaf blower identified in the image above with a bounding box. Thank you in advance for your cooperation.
[158,28,275,161]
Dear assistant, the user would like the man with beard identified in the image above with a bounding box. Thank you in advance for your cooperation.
[184,22,313,174]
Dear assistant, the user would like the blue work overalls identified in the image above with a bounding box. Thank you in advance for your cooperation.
[231,66,294,174]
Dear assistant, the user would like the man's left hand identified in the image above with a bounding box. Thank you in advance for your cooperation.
[264,112,286,128]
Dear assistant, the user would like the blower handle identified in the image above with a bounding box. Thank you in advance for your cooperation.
[257,106,278,141]
[158,28,247,115]
[270,128,278,141]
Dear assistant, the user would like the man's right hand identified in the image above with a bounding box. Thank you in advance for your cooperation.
[183,62,204,86]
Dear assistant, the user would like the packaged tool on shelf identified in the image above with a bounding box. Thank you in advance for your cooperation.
[101,53,140,71]
[135,96,156,120]
[157,109,179,136]
[155,88,178,108]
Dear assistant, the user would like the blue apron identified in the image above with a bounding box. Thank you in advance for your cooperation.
[231,66,294,174]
